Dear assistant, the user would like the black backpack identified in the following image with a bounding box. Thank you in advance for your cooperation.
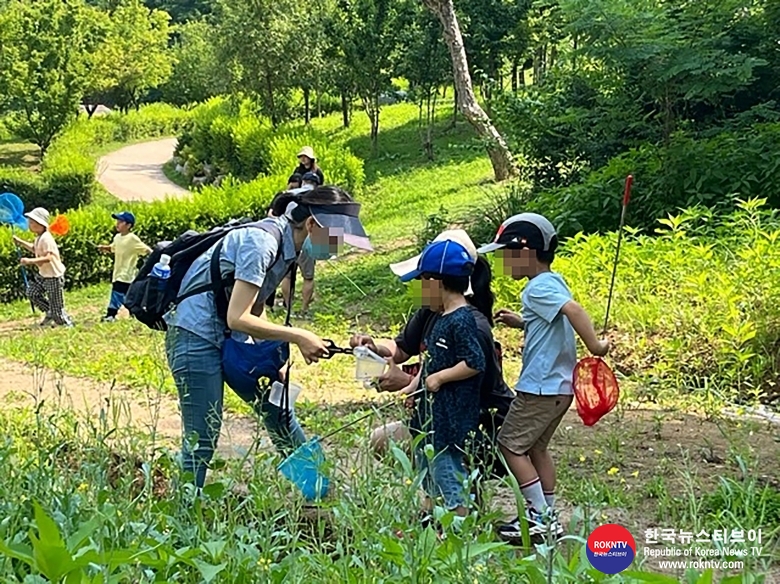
[125,218,285,331]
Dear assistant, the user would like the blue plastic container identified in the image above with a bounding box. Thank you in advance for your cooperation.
[277,438,330,501]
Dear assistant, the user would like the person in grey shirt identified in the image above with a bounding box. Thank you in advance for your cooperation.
[165,186,372,487]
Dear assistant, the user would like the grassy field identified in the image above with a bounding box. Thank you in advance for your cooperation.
[0,139,40,170]
[0,103,778,582]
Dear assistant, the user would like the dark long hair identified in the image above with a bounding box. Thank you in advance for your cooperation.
[468,256,495,326]
[270,185,353,222]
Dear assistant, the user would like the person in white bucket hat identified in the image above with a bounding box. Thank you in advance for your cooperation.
[350,228,515,487]
[12,207,73,327]
[293,145,324,186]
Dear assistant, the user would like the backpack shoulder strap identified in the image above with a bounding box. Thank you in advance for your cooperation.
[209,220,290,323]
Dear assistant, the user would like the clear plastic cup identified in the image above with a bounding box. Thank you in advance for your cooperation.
[268,381,303,410]
[353,346,387,381]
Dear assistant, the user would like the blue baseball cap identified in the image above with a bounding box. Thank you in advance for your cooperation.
[398,239,475,282]
[112,211,135,225]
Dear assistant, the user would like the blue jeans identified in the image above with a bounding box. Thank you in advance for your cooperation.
[106,281,130,318]
[165,326,306,487]
[416,446,469,510]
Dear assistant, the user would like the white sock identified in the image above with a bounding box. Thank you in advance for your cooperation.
[544,491,555,509]
[520,478,547,513]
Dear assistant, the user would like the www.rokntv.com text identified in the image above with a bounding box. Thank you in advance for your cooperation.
[657,560,744,571]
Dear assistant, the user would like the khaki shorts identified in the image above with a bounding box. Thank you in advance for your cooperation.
[297,253,316,280]
[498,392,573,455]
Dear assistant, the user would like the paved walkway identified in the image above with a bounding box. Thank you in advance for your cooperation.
[97,138,189,202]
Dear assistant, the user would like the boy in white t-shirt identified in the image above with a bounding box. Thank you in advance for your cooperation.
[13,207,73,327]
[98,211,151,322]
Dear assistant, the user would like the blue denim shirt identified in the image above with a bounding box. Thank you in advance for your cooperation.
[164,216,297,347]
[517,271,577,396]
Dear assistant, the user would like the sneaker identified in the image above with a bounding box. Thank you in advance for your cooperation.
[497,508,563,541]
[102,316,117,323]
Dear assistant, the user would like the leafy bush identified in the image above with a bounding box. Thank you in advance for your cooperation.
[176,97,364,191]
[266,131,365,193]
[489,199,780,405]
[485,122,780,240]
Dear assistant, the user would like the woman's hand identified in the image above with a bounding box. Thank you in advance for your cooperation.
[377,360,413,392]
[19,257,32,266]
[294,329,329,364]
[97,244,112,254]
[495,309,524,329]
[12,235,24,246]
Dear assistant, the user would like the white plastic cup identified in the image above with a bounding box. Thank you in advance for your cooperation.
[353,346,387,381]
[268,381,303,410]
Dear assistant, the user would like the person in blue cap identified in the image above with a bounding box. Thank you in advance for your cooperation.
[396,239,486,523]
[98,211,151,322]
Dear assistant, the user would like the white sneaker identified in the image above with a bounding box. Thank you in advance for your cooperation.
[497,508,563,541]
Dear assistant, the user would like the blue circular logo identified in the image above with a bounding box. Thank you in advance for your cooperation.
[586,524,636,574]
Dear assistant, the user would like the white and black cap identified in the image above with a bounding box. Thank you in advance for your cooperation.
[477,212,557,254]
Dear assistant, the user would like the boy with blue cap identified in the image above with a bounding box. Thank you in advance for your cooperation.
[98,211,151,322]
[396,239,486,522]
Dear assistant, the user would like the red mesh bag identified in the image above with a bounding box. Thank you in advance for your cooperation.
[573,357,619,426]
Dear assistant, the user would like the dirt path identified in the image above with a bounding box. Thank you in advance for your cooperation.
[0,357,258,457]
[96,138,189,202]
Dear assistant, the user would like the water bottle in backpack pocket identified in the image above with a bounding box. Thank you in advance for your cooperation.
[150,254,171,291]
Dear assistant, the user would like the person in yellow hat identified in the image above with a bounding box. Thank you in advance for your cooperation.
[293,146,324,186]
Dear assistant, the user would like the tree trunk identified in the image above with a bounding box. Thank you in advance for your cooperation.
[450,85,458,129]
[422,0,517,180]
[511,60,519,93]
[304,87,311,124]
[341,92,350,128]
[86,103,99,119]
[362,95,380,153]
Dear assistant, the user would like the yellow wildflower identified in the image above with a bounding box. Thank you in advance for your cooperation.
[607,467,619,476]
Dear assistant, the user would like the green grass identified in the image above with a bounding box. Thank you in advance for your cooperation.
[313,103,495,245]
[162,159,190,189]
[0,139,40,169]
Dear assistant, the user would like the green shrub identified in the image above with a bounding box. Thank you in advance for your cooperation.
[267,131,365,194]
[0,167,47,205]
[500,123,780,239]
[176,97,365,191]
